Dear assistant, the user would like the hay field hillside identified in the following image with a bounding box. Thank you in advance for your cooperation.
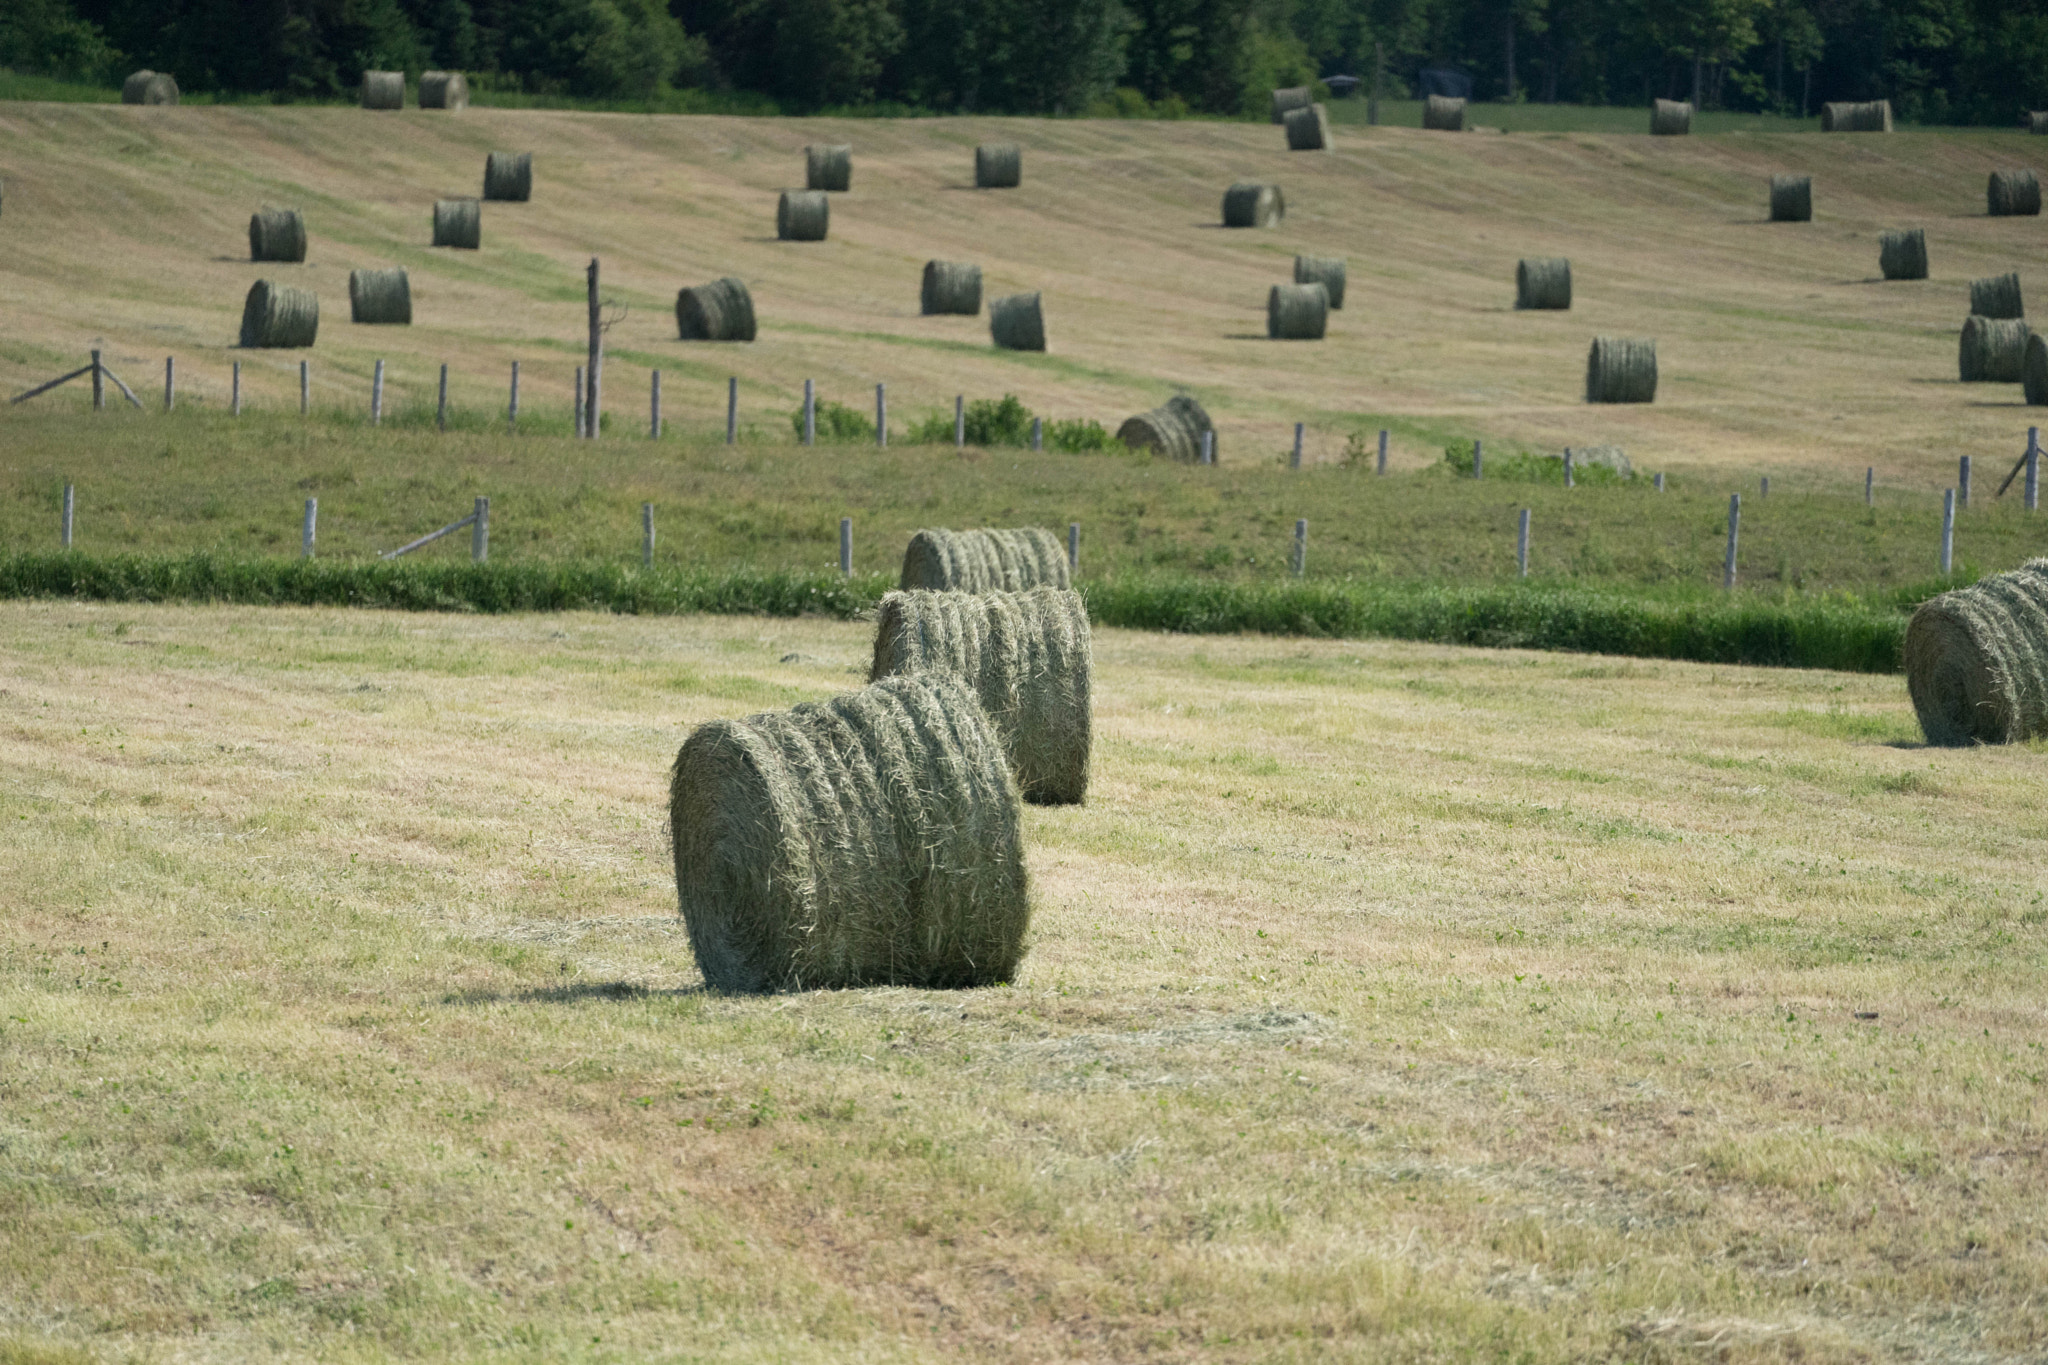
[1,102,2043,477]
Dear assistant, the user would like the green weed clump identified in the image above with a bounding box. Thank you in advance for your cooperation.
[905,395,1116,452]
[1438,443,1628,485]
[789,399,874,443]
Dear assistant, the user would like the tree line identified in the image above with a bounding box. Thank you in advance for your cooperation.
[2,0,2041,124]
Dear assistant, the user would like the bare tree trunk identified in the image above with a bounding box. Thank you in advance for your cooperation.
[586,257,602,440]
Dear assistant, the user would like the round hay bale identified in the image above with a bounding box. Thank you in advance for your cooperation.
[1970,272,2024,320]
[1769,174,1812,222]
[121,70,179,105]
[1585,336,1657,404]
[1423,95,1466,131]
[1222,182,1284,228]
[921,260,982,316]
[898,527,1071,593]
[1270,86,1313,124]
[248,207,307,263]
[2025,334,2048,406]
[668,672,1028,993]
[1821,100,1891,132]
[2031,112,2048,135]
[777,190,829,241]
[239,280,318,349]
[805,144,852,192]
[1516,257,1571,310]
[1959,315,2030,383]
[676,276,757,341]
[1116,394,1214,463]
[975,143,1022,188]
[361,71,404,110]
[1283,103,1332,151]
[989,292,1045,351]
[432,198,480,249]
[1880,228,1928,280]
[1293,254,1346,310]
[1904,560,2048,745]
[349,268,412,325]
[1989,170,2042,217]
[1267,282,1328,340]
[1650,98,1693,135]
[483,151,533,202]
[419,71,468,110]
[870,587,1092,805]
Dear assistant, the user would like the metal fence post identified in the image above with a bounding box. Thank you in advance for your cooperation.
[726,376,737,445]
[164,356,174,412]
[1291,423,1303,469]
[1941,488,1955,575]
[1517,508,1530,576]
[371,359,384,426]
[1724,493,1741,590]
[231,361,241,417]
[876,383,887,447]
[804,379,815,446]
[437,363,449,432]
[643,502,655,567]
[303,498,318,558]
[1293,519,1307,576]
[1472,439,1483,479]
[651,370,662,439]
[839,517,852,576]
[61,483,74,549]
[472,496,489,562]
[1376,428,1388,475]
[1201,429,1214,465]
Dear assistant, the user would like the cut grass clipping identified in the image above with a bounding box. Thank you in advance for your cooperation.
[1822,100,1892,132]
[1586,336,1656,403]
[1970,272,2023,320]
[805,144,852,193]
[1881,228,1929,280]
[1905,558,2048,745]
[348,268,412,326]
[676,276,756,341]
[248,208,306,263]
[1988,170,2042,218]
[1293,254,1346,309]
[668,671,1027,993]
[1516,257,1571,310]
[239,280,318,349]
[1959,315,2030,383]
[1268,282,1329,339]
[432,198,480,249]
[1650,99,1693,135]
[1222,182,1283,228]
[483,151,532,202]
[990,292,1045,351]
[870,587,1092,804]
[1284,103,1333,151]
[899,527,1070,593]
[921,260,982,316]
[361,70,404,110]
[1117,393,1215,462]
[777,190,828,242]
[1769,174,1812,222]
[975,144,1021,189]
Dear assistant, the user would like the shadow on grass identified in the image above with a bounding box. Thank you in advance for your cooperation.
[442,980,711,1005]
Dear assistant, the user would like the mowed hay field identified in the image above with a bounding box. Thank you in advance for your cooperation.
[3,600,2047,1362]
[0,103,2045,475]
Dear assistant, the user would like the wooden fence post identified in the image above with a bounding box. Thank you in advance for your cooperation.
[876,383,886,447]
[1068,522,1079,575]
[508,360,520,427]
[1201,429,1214,464]
[437,363,449,431]
[586,257,602,442]
[1724,493,1740,590]
[839,517,852,576]
[1031,416,1042,451]
[1760,475,1769,498]
[91,350,103,411]
[472,496,489,563]
[1941,488,1955,575]
[804,379,815,446]
[1864,466,1873,506]
[1291,423,1303,469]
[1472,439,1483,479]
[1377,429,1388,475]
[1293,519,1307,576]
[164,356,174,412]
[1654,471,1665,492]
[371,359,384,425]
[651,370,662,439]
[643,502,655,567]
[954,395,965,448]
[230,361,240,416]
[1517,507,1530,576]
[300,360,309,417]
[62,483,73,549]
[726,376,737,445]
[1959,454,1971,509]
[303,498,317,558]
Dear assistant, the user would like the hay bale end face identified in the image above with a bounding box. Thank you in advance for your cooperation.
[121,70,179,105]
[1516,257,1571,310]
[1989,170,2042,217]
[1586,336,1657,403]
[676,276,756,342]
[1970,273,2024,320]
[1222,182,1284,228]
[870,587,1093,805]
[361,71,404,109]
[2031,112,2048,135]
[419,71,468,110]
[989,292,1046,351]
[1959,315,2030,383]
[249,208,307,263]
[1880,228,1928,280]
[1117,394,1214,463]
[431,198,480,249]
[1821,99,1892,132]
[777,190,829,241]
[805,144,852,192]
[1650,98,1693,134]
[975,144,1022,188]
[1270,86,1313,123]
[1293,254,1345,309]
[239,280,318,349]
[898,527,1071,593]
[921,260,982,316]
[668,672,1028,993]
[1769,175,1813,222]
[483,151,533,202]
[1284,103,1332,151]
[1905,560,2048,745]
[348,268,412,325]
[1423,95,1466,130]
[2025,334,2048,406]
[1267,282,1329,340]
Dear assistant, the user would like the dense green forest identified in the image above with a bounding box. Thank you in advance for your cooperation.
[1,0,2042,123]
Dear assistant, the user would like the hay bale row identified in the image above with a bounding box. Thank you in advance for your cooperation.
[1905,559,2048,745]
[1284,103,1332,151]
[990,292,1045,351]
[1586,336,1657,404]
[1270,86,1314,124]
[1821,100,1891,132]
[1970,272,2023,320]
[2026,335,2048,406]
[419,71,468,110]
[899,527,1070,593]
[249,207,306,263]
[668,672,1027,992]
[1959,315,2030,382]
[1650,99,1693,135]
[1267,282,1328,339]
[121,70,179,105]
[348,268,411,325]
[239,280,318,348]
[1424,95,1466,131]
[870,587,1093,805]
[1769,175,1812,222]
[777,190,829,241]
[1989,170,2041,217]
[921,260,982,316]
[432,198,480,249]
[1222,182,1283,228]
[806,144,852,192]
[361,71,404,109]
[1117,394,1214,463]
[676,276,756,341]
[975,144,1022,188]
[1516,257,1571,310]
[1880,228,1928,280]
[1293,254,1346,310]
[483,151,533,202]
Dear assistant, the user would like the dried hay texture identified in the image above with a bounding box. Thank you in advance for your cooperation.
[777,190,829,241]
[349,268,412,325]
[668,673,1027,993]
[248,207,306,263]
[1222,182,1284,228]
[361,71,404,109]
[239,280,318,349]
[1270,86,1313,123]
[1284,103,1332,151]
[676,277,757,341]
[1586,336,1657,403]
[1116,394,1214,463]
[1516,257,1571,310]
[2025,334,2048,406]
[1650,99,1693,134]
[1959,315,2030,382]
[1424,95,1466,130]
[1971,272,2024,319]
[1905,559,2048,745]
[2032,112,2048,135]
[1880,229,1928,280]
[806,144,853,192]
[1267,282,1329,340]
[432,198,480,249]
[1293,254,1346,309]
[899,528,1071,593]
[419,71,468,109]
[1821,100,1891,132]
[483,151,533,202]
[121,70,178,104]
[921,260,982,316]
[975,144,1022,188]
[1989,170,2042,217]
[869,588,1092,805]
[990,292,1046,351]
[1769,175,1812,222]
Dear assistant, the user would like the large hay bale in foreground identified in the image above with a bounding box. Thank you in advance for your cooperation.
[239,280,318,348]
[1267,282,1329,339]
[1294,254,1346,309]
[1905,560,2048,745]
[669,673,1027,992]
[361,71,404,109]
[899,527,1070,593]
[248,207,307,263]
[2025,334,2048,406]
[1586,336,1657,403]
[1222,182,1284,228]
[1117,394,1214,463]
[975,144,1021,188]
[1959,315,2030,382]
[1650,99,1693,135]
[1270,86,1313,124]
[676,277,756,341]
[777,190,829,241]
[1769,175,1812,222]
[121,70,179,105]
[1516,257,1571,310]
[989,292,1045,351]
[419,71,468,109]
[483,151,533,202]
[922,260,982,316]
[349,268,412,325]
[870,588,1093,805]
[1971,272,2024,320]
[432,198,480,249]
[1880,228,1928,280]
[1284,103,1332,151]
[1989,170,2042,217]
[1424,95,1466,131]
[805,144,852,192]
[1821,100,1891,132]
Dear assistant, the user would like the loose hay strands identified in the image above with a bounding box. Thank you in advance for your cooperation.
[1880,229,1929,280]
[239,280,318,349]
[869,587,1093,805]
[1222,182,1284,228]
[1821,100,1892,132]
[1970,272,2024,320]
[1116,394,1215,463]
[361,71,404,109]
[1293,255,1346,310]
[989,292,1046,351]
[2026,335,2048,406]
[921,261,982,316]
[898,527,1071,593]
[1959,315,2030,383]
[1769,175,1812,222]
[121,70,178,105]
[676,277,757,341]
[1270,86,1313,123]
[1586,336,1657,403]
[1424,95,1466,130]
[349,268,412,325]
[1650,99,1693,134]
[1283,103,1332,151]
[1516,257,1571,310]
[1905,559,2048,745]
[805,144,852,192]
[248,207,306,263]
[483,151,533,202]
[975,144,1022,188]
[432,198,480,249]
[668,672,1027,993]
[1989,170,2042,217]
[777,190,829,241]
[418,71,468,110]
[1267,282,1329,340]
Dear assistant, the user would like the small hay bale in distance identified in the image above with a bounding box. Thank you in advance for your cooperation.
[483,151,533,202]
[248,207,307,263]
[1586,336,1657,403]
[121,70,178,105]
[898,527,1071,593]
[1959,316,2030,383]
[805,144,852,192]
[1294,254,1346,309]
[418,71,468,110]
[239,280,318,349]
[349,268,412,325]
[1970,272,2023,320]
[1821,100,1891,132]
[1516,257,1571,310]
[1423,95,1466,130]
[1650,99,1693,135]
[1117,393,1215,463]
[975,144,1022,188]
[1284,103,1332,151]
[668,672,1027,993]
[921,260,982,316]
[1267,282,1329,340]
[2025,335,2048,406]
[361,71,404,109]
[777,190,829,241]
[2031,112,2048,135]
[1989,170,2042,217]
[1769,175,1812,222]
[1880,228,1928,280]
[1270,85,1313,124]
[432,198,480,249]
[1904,560,2048,745]
[870,587,1093,805]
[990,292,1046,351]
[676,277,756,341]
[1222,182,1284,228]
